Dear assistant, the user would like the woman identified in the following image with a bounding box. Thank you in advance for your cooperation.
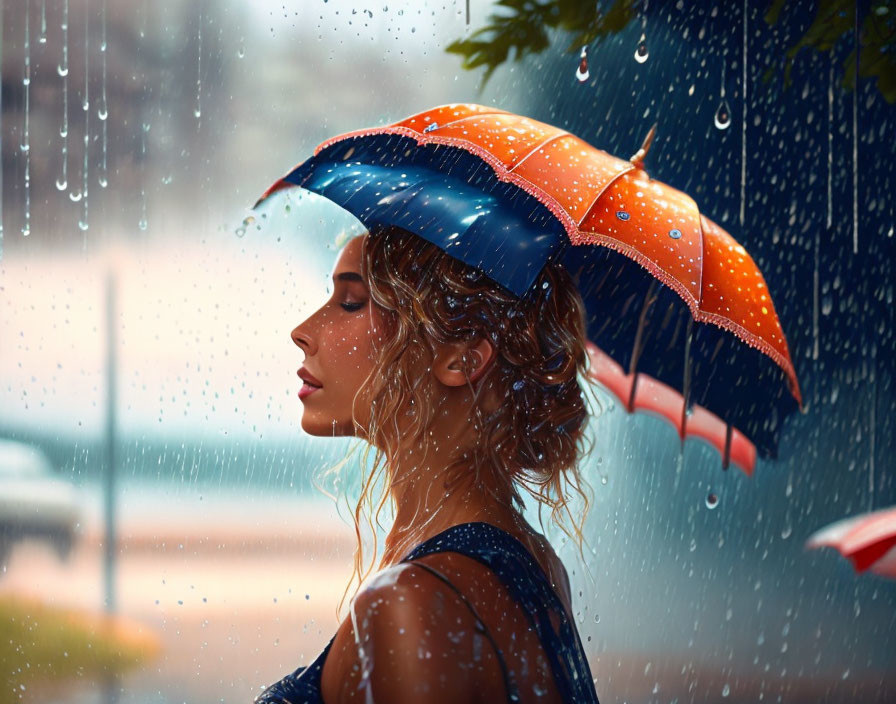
[255,223,601,703]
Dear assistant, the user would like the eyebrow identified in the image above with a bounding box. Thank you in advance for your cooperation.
[332,271,365,284]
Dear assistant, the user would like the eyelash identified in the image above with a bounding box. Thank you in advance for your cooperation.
[340,302,365,312]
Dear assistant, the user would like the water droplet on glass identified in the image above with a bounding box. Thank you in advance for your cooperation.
[56,179,68,191]
[57,65,69,77]
[722,683,730,697]
[60,126,68,138]
[634,37,648,63]
[98,107,108,121]
[98,175,108,188]
[714,101,732,130]
[78,220,89,232]
[138,218,148,231]
[689,538,697,552]
[235,226,246,238]
[22,77,31,86]
[705,492,719,509]
[781,524,793,540]
[593,613,600,623]
[194,108,202,119]
[575,46,589,82]
[162,175,173,185]
[68,190,82,202]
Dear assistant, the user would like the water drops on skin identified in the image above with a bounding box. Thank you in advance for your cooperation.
[575,46,589,83]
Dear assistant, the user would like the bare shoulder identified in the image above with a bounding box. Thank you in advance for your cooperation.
[320,561,482,704]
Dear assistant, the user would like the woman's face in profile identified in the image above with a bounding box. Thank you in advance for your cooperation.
[290,234,385,437]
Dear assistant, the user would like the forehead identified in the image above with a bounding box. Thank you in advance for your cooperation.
[332,234,366,273]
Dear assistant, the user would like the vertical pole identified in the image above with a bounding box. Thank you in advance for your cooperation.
[104,268,118,613]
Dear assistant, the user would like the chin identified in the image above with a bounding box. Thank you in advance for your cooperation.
[300,413,354,437]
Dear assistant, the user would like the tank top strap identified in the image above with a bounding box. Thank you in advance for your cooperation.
[403,559,521,702]
[399,521,600,703]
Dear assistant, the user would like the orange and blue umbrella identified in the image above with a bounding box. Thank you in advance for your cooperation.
[254,103,803,474]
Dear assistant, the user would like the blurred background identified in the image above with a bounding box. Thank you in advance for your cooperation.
[0,0,894,702]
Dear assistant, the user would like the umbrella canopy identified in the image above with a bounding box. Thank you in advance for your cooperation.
[806,506,896,579]
[254,103,802,466]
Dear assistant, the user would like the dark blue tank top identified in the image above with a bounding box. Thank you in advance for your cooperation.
[253,521,600,703]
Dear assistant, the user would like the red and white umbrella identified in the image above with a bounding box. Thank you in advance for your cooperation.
[806,506,896,579]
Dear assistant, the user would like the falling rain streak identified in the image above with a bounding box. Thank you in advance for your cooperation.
[852,1,859,255]
[98,0,108,188]
[57,0,70,193]
[195,8,202,124]
[78,0,90,237]
[0,1,4,253]
[39,0,47,43]
[139,123,149,231]
[22,0,32,236]
[739,0,747,228]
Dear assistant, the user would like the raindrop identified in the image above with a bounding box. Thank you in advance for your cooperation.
[714,101,732,130]
[58,0,70,195]
[575,45,589,82]
[98,0,108,188]
[781,524,792,540]
[705,492,719,509]
[138,218,148,231]
[69,190,82,203]
[39,0,47,43]
[195,8,202,124]
[722,683,730,697]
[593,613,600,623]
[238,38,245,58]
[22,0,32,238]
[634,37,648,63]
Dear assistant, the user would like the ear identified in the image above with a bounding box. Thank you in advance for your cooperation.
[432,337,495,387]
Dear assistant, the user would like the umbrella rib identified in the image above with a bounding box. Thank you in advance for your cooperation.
[507,132,573,174]
[576,164,636,228]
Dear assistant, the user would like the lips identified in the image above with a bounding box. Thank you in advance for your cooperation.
[298,367,323,388]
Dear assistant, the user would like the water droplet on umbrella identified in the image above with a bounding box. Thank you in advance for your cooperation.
[714,101,732,130]
[634,38,648,63]
[575,46,589,82]
[705,492,719,509]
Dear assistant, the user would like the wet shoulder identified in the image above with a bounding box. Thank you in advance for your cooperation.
[320,560,494,703]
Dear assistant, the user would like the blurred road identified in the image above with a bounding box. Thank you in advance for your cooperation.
[2,489,894,704]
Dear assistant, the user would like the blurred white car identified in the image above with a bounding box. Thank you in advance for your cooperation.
[0,439,82,568]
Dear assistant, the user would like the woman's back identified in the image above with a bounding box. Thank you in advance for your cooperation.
[256,521,599,703]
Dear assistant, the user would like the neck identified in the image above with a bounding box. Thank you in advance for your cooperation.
[378,449,521,567]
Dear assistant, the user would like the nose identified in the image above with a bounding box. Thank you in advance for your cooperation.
[291,319,316,355]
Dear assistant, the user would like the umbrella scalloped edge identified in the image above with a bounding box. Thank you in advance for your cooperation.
[262,114,802,409]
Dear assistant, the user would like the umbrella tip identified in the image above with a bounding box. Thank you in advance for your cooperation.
[629,122,658,171]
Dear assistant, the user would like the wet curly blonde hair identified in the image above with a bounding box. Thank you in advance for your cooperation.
[322,224,602,619]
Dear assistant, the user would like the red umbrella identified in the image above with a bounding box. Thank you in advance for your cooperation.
[806,506,896,579]
[255,103,803,468]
